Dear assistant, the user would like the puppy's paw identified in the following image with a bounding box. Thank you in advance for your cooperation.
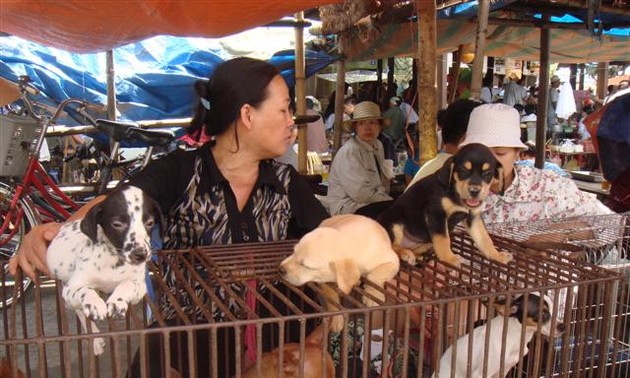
[397,249,416,266]
[441,254,462,267]
[106,297,129,319]
[82,297,108,321]
[92,337,106,355]
[330,315,345,333]
[495,251,514,264]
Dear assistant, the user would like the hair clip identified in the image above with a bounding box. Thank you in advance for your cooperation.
[200,97,211,110]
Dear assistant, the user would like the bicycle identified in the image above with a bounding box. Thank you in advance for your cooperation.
[0,76,175,308]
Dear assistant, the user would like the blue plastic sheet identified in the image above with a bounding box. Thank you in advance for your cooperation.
[0,36,337,146]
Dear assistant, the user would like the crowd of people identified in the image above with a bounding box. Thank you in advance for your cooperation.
[8,56,629,376]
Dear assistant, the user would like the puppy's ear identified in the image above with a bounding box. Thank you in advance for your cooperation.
[436,159,454,187]
[305,324,327,346]
[491,160,505,194]
[80,202,103,243]
[330,259,361,294]
[493,296,518,316]
[148,196,165,237]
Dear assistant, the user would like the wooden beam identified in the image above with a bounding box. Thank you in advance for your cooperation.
[294,11,308,174]
[552,0,630,17]
[487,17,630,29]
[331,54,346,158]
[449,45,463,104]
[596,62,609,101]
[470,0,490,101]
[416,0,438,166]
[536,17,551,170]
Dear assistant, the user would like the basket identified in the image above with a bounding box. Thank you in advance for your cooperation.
[0,114,40,177]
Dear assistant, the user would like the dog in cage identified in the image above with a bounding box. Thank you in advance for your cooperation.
[377,143,513,267]
[432,291,565,378]
[47,186,162,355]
[279,214,400,331]
[242,323,335,378]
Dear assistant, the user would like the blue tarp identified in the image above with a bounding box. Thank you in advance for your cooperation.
[0,35,337,127]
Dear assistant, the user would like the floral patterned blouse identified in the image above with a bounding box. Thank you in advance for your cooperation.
[481,165,612,225]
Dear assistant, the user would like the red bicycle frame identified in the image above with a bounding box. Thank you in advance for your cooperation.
[0,155,81,248]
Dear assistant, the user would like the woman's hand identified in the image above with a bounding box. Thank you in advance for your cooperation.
[8,222,61,280]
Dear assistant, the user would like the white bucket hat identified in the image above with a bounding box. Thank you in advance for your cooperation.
[459,103,527,150]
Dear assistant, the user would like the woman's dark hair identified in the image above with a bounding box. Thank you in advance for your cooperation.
[188,57,279,141]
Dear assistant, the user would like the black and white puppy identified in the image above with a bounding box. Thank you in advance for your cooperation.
[433,292,565,378]
[47,186,163,355]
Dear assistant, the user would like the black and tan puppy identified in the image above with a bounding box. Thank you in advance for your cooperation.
[377,143,513,266]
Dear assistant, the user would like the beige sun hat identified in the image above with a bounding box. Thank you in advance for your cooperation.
[459,103,528,150]
[550,75,561,83]
[343,101,386,132]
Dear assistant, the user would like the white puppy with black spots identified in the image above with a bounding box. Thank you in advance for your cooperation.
[47,186,162,355]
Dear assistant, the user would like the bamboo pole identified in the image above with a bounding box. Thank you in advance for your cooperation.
[596,62,609,101]
[105,50,118,159]
[416,0,438,166]
[106,50,117,121]
[331,37,346,158]
[470,0,489,100]
[294,11,307,174]
[387,57,396,100]
[536,17,551,169]
[437,54,448,109]
[448,45,463,104]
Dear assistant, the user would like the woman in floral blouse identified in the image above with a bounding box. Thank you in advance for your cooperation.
[459,103,612,225]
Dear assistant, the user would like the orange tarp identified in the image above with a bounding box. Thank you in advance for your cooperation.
[0,0,340,53]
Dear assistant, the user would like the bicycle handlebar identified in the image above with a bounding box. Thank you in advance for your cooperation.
[18,75,40,96]
[17,75,103,126]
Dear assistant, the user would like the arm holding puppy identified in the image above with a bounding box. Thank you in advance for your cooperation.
[9,195,106,280]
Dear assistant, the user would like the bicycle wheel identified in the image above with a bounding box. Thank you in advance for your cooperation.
[0,184,38,308]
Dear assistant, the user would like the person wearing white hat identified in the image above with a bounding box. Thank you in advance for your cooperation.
[459,103,612,225]
[327,101,394,218]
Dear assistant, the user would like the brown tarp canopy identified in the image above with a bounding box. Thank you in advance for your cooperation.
[0,0,340,53]
[343,18,630,64]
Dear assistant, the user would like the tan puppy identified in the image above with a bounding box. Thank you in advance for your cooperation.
[242,324,335,378]
[279,214,400,331]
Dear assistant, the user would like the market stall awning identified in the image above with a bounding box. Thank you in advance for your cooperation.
[343,18,630,63]
[0,0,341,53]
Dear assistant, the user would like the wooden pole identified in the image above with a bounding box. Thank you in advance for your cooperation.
[105,50,118,160]
[294,11,307,174]
[448,45,463,104]
[437,54,448,109]
[470,0,489,100]
[569,64,578,90]
[331,48,346,158]
[596,62,609,102]
[387,57,396,101]
[416,0,438,166]
[376,59,383,103]
[106,50,117,121]
[536,17,550,169]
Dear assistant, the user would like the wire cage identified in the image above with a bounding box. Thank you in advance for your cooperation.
[485,212,630,377]
[0,214,628,377]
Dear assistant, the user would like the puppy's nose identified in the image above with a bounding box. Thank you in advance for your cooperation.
[469,186,481,197]
[130,248,148,264]
[278,265,286,276]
